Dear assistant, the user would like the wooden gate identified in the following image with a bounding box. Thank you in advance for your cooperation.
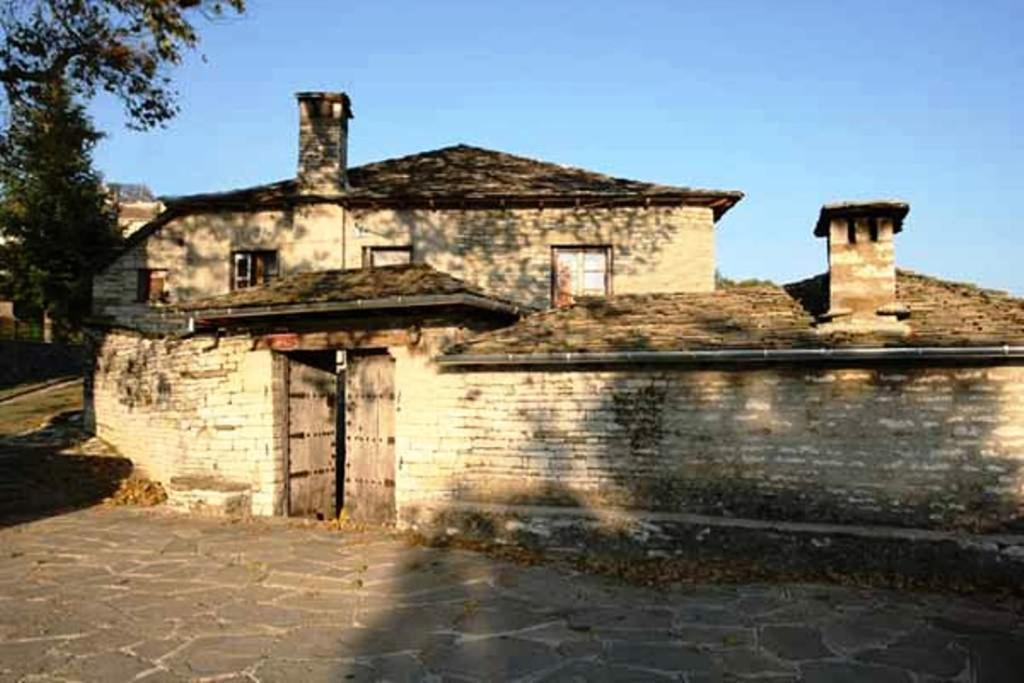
[287,353,338,519]
[343,351,396,524]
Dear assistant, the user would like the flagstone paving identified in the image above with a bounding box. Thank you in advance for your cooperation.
[0,507,1022,682]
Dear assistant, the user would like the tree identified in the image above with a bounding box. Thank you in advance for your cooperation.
[0,79,121,337]
[0,0,245,130]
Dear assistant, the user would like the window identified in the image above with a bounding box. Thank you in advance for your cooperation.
[551,246,611,307]
[363,245,412,268]
[136,269,169,304]
[232,251,279,290]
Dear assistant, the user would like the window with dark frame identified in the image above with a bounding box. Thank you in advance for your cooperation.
[363,245,412,268]
[551,246,611,307]
[232,250,279,290]
[136,269,169,304]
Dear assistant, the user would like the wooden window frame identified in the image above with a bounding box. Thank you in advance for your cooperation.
[136,268,169,304]
[362,245,413,268]
[550,245,613,307]
[231,250,279,290]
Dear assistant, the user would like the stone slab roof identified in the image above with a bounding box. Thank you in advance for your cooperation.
[180,264,520,316]
[448,270,1024,355]
[814,200,910,237]
[109,145,742,263]
[160,144,743,214]
[787,270,1024,347]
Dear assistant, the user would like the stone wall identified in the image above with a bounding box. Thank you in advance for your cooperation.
[0,340,84,388]
[84,329,282,515]
[92,204,346,331]
[397,363,1024,532]
[84,325,1024,532]
[93,203,715,329]
[349,205,715,308]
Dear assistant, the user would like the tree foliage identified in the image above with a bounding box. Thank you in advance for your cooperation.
[0,0,245,129]
[0,80,121,336]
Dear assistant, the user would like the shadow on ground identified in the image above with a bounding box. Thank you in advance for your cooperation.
[0,409,132,528]
[1,508,1022,681]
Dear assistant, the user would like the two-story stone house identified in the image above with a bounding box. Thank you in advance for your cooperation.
[87,92,1024,538]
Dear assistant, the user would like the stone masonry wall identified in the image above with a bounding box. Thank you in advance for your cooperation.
[349,205,715,308]
[83,326,1024,533]
[84,329,282,515]
[0,340,83,388]
[397,363,1024,532]
[93,203,715,329]
[93,204,347,332]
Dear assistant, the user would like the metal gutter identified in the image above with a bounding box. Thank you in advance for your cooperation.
[437,345,1024,367]
[188,293,521,327]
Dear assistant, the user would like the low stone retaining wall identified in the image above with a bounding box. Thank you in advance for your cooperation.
[0,340,83,388]
[404,502,1024,594]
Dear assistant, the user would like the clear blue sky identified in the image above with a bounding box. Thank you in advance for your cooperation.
[90,0,1023,293]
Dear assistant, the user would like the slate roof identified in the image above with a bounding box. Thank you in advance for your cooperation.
[345,145,733,201]
[160,144,743,215]
[814,200,909,237]
[787,270,1024,347]
[447,270,1024,355]
[180,263,519,316]
[109,145,742,260]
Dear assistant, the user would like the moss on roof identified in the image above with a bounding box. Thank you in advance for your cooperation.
[180,263,512,313]
[449,270,1024,355]
[161,144,742,211]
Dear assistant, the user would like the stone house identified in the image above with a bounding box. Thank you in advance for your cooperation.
[106,183,164,237]
[86,91,1024,537]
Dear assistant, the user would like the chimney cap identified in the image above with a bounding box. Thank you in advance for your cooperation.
[295,91,353,118]
[815,200,909,237]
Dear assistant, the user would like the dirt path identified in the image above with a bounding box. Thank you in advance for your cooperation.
[0,381,83,436]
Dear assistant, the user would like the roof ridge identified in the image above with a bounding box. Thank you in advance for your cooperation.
[160,178,295,205]
[897,268,1020,300]
[348,143,699,194]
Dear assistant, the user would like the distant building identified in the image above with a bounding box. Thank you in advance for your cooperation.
[106,183,164,237]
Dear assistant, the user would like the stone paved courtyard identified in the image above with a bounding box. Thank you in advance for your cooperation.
[0,508,1022,682]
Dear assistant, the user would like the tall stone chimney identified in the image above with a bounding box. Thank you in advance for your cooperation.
[815,200,910,333]
[296,92,353,194]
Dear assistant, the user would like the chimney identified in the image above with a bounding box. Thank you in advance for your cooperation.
[814,200,910,332]
[296,92,353,194]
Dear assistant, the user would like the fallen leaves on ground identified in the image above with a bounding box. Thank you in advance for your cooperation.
[104,477,167,507]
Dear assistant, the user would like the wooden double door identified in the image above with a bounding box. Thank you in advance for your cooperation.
[285,350,396,524]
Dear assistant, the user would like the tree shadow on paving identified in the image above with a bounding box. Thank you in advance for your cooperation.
[0,409,133,528]
[279,531,1024,683]
[244,528,673,682]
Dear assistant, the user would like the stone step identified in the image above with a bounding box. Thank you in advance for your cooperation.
[166,475,251,517]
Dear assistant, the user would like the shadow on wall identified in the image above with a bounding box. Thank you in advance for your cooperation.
[437,360,1022,534]
[95,207,316,320]
[386,206,688,308]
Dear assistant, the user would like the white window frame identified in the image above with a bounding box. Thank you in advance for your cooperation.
[232,250,279,290]
[551,245,611,307]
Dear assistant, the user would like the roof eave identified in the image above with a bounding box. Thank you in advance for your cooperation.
[162,190,744,211]
[187,292,522,327]
[437,345,1024,367]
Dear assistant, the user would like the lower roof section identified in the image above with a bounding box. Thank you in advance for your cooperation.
[443,270,1024,362]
